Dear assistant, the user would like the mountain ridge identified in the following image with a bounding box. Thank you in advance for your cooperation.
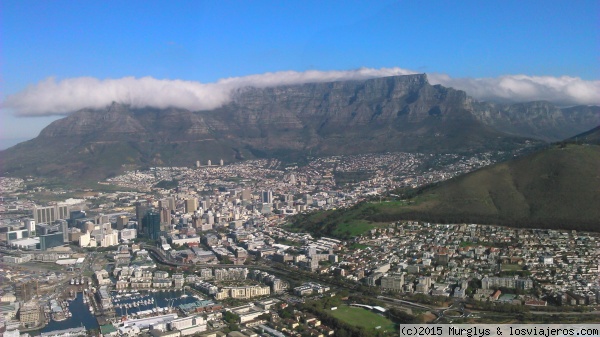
[1,74,598,180]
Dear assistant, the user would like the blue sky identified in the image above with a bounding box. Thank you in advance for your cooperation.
[1,0,599,146]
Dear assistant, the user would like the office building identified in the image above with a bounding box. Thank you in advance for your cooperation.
[160,207,171,224]
[39,232,64,251]
[185,198,198,214]
[158,198,175,212]
[241,189,251,201]
[116,215,128,230]
[18,303,40,328]
[142,209,161,240]
[69,210,86,222]
[135,201,150,220]
[57,219,68,243]
[261,190,273,204]
[33,205,69,224]
[381,275,404,291]
[35,223,61,235]
[135,201,150,234]
[23,219,35,234]
[7,229,29,242]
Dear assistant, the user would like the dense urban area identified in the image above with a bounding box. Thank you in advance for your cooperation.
[1,151,599,337]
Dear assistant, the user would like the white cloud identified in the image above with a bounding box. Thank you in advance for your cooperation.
[3,68,599,116]
[427,73,600,107]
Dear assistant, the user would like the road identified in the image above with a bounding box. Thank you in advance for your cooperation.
[144,244,600,321]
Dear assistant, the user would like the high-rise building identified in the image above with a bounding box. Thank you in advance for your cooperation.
[116,215,128,230]
[191,215,201,228]
[142,209,161,240]
[219,159,224,166]
[241,189,251,200]
[84,221,96,234]
[57,219,69,243]
[23,218,35,234]
[135,202,148,220]
[261,190,273,204]
[289,174,296,185]
[135,201,150,234]
[160,207,170,224]
[158,199,167,209]
[167,197,176,211]
[34,205,69,224]
[39,232,64,250]
[35,223,61,235]
[69,210,86,227]
[185,198,198,214]
[96,214,109,225]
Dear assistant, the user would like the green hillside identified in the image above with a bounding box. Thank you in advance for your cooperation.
[568,126,600,145]
[290,143,600,236]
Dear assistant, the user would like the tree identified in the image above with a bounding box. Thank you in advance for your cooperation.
[220,257,233,264]
[223,311,239,323]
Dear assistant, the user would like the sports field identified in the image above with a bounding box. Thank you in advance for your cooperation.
[328,305,395,332]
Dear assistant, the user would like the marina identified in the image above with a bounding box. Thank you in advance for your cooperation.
[34,288,200,334]
[111,289,198,320]
[35,293,98,335]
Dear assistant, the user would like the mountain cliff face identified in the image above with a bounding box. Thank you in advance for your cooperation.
[472,101,599,141]
[1,74,598,180]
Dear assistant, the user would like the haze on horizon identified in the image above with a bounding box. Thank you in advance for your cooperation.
[1,0,598,147]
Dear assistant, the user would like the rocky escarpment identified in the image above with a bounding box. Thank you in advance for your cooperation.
[1,74,598,180]
[472,101,600,141]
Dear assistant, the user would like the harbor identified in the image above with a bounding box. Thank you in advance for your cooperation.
[111,289,199,321]
[34,292,97,335]
[33,288,199,334]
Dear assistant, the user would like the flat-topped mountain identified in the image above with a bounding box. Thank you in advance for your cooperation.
[1,74,598,181]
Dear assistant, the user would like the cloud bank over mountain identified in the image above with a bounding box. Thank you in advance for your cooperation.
[4,68,599,116]
[429,73,600,107]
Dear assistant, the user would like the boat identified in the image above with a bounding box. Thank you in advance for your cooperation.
[180,294,188,298]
